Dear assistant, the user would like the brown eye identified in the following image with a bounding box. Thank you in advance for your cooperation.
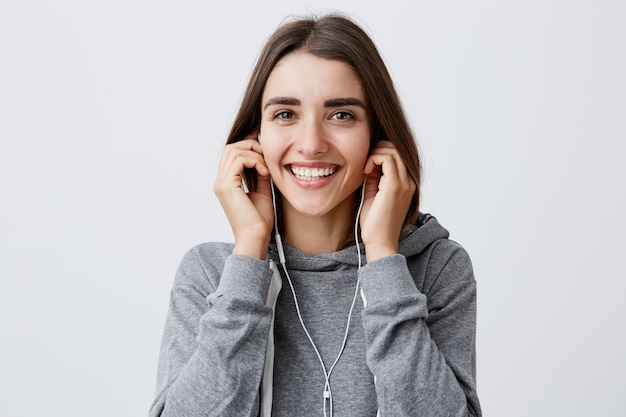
[331,111,355,120]
[274,110,294,120]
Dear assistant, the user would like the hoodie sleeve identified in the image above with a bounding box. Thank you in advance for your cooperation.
[149,246,273,417]
[359,240,482,417]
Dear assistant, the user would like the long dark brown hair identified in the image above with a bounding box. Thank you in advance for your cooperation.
[226,14,422,225]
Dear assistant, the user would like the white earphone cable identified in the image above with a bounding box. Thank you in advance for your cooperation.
[270,179,366,417]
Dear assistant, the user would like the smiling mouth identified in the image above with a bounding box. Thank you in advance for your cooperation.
[289,165,337,181]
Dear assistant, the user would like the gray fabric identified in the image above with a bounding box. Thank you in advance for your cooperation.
[149,214,482,416]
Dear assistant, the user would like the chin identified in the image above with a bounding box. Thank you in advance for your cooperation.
[292,204,333,218]
[290,196,355,219]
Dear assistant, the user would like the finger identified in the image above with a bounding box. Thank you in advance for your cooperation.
[253,172,273,201]
[218,153,268,182]
[368,142,412,184]
[219,145,269,177]
[362,171,381,200]
[229,138,264,154]
[365,153,415,197]
[364,153,400,180]
[362,155,380,176]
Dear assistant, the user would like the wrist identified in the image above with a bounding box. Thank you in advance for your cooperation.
[232,239,270,260]
[364,242,398,262]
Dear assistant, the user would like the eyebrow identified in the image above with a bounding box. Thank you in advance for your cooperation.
[263,96,367,110]
[263,97,300,109]
[323,98,367,109]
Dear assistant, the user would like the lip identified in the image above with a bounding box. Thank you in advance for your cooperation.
[288,161,338,169]
[286,163,340,189]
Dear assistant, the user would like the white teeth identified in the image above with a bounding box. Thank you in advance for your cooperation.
[291,166,336,181]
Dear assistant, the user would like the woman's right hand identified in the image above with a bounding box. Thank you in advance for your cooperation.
[214,136,274,260]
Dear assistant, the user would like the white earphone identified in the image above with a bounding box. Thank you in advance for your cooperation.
[269,176,366,417]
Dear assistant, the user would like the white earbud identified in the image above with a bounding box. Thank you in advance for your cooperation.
[270,179,286,265]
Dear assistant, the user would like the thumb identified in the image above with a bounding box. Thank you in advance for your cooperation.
[249,173,275,224]
[255,173,272,198]
[363,167,381,200]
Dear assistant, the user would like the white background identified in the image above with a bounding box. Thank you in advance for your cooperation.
[1,0,625,416]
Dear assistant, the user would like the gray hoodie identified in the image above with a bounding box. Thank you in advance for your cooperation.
[150,214,481,416]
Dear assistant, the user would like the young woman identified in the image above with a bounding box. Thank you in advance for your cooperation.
[150,14,481,417]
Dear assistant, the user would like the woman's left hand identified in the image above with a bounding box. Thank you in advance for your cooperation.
[360,140,416,262]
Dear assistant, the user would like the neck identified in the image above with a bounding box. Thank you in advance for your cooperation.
[281,200,356,256]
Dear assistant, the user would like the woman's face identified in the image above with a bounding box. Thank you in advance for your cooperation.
[260,51,371,222]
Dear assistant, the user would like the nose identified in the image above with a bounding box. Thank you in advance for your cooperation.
[295,119,329,157]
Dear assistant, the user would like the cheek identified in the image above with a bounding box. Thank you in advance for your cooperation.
[259,125,290,172]
[355,152,370,173]
[349,136,372,168]
[258,141,283,174]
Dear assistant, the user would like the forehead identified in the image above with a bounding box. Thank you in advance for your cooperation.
[262,52,367,103]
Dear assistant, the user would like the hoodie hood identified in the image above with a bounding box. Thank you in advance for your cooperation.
[268,213,450,272]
